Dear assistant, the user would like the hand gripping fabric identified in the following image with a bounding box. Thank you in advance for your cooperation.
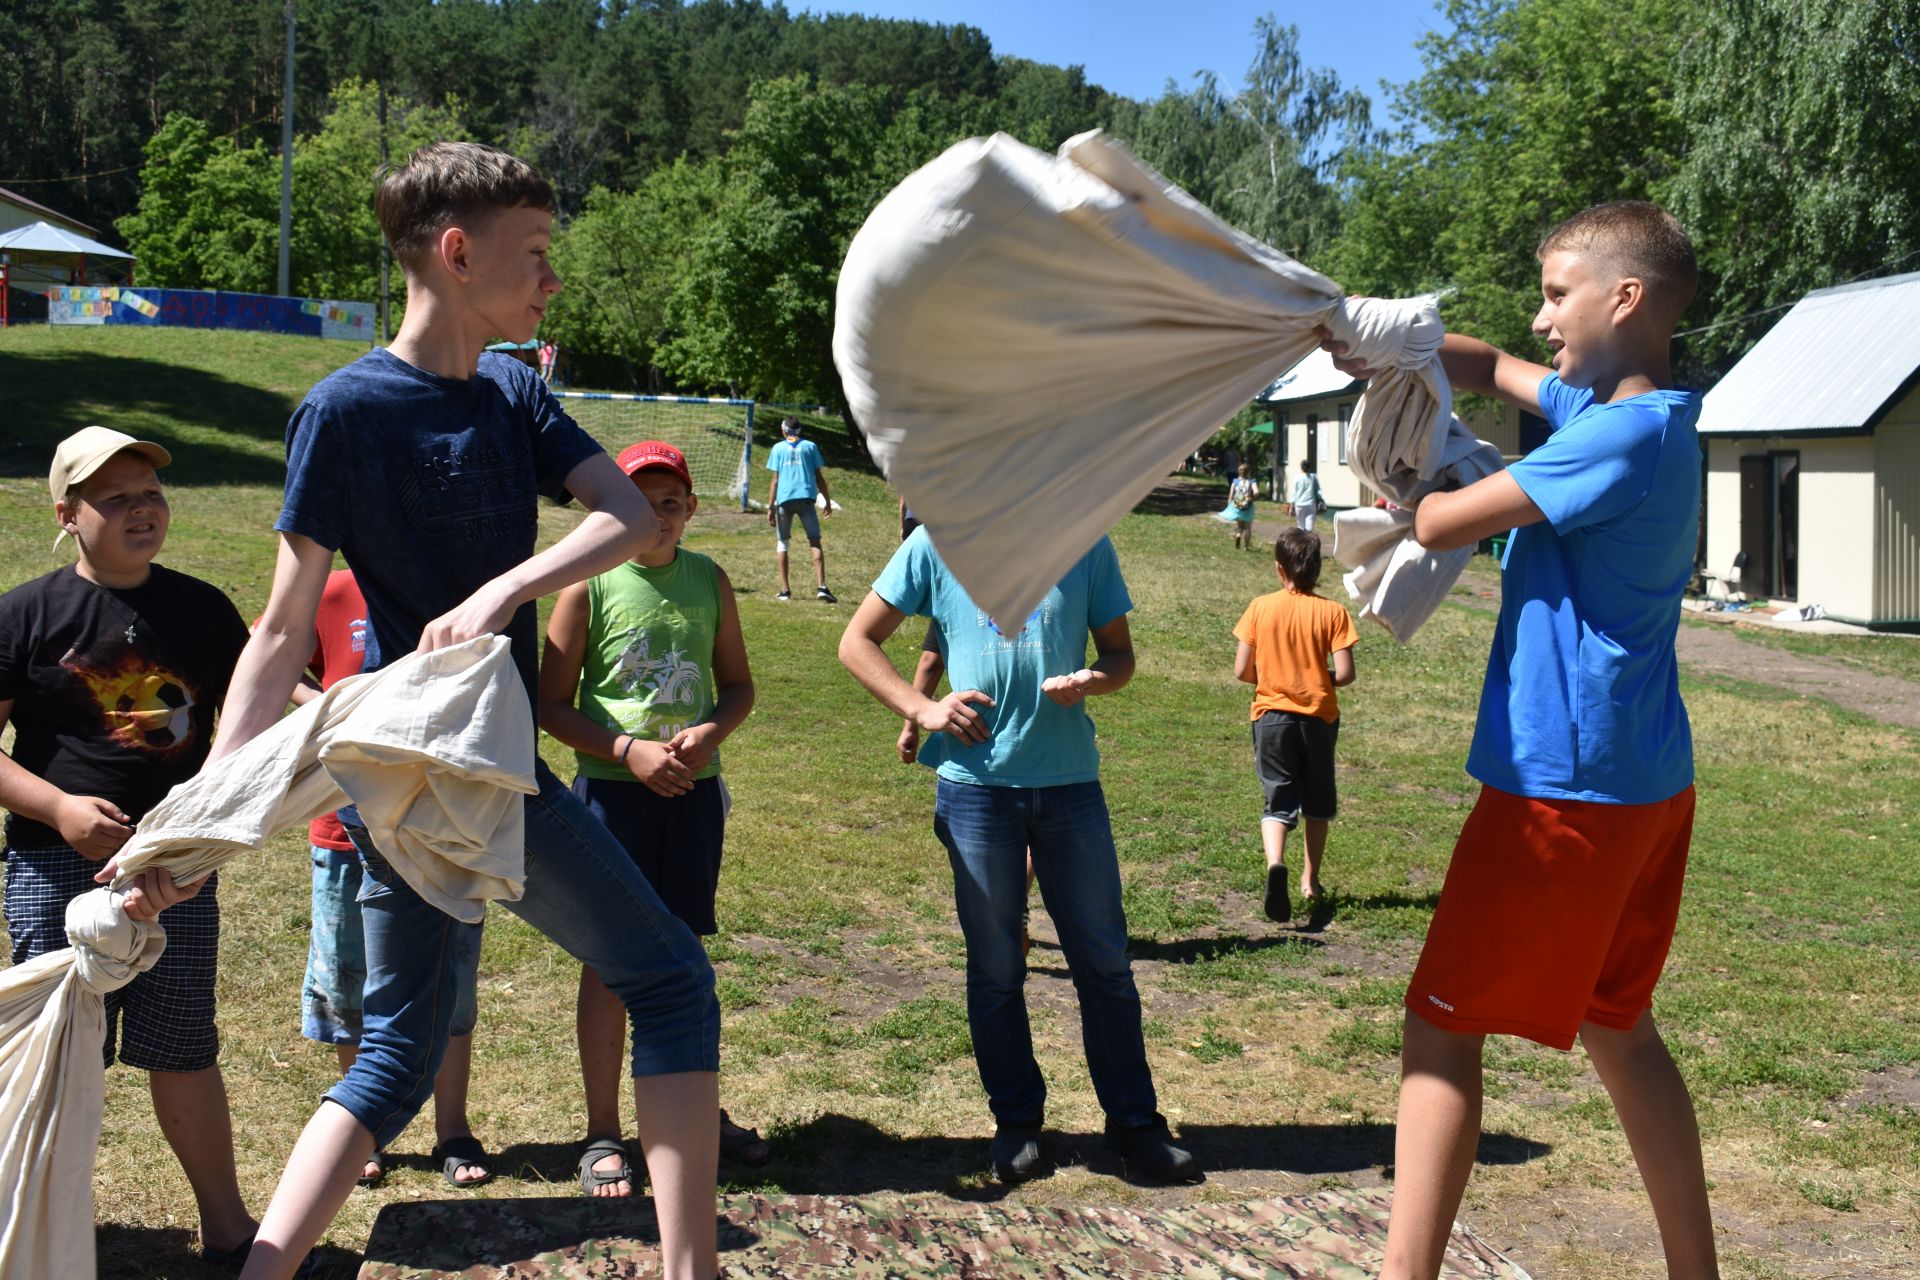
[833,128,1472,631]
[0,635,536,1277]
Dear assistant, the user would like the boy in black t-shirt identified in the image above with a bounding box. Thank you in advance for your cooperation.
[0,427,257,1266]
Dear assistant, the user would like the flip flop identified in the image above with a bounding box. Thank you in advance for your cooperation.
[578,1135,634,1196]
[356,1148,388,1188]
[720,1110,773,1168]
[431,1134,494,1189]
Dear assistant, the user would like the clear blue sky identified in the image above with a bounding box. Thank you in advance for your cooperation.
[787,1,1450,107]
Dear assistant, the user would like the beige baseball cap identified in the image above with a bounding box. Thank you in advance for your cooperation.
[49,426,172,501]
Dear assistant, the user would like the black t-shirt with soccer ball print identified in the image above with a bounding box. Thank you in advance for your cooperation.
[0,563,249,850]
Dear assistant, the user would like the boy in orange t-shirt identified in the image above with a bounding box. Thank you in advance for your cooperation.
[1232,527,1358,923]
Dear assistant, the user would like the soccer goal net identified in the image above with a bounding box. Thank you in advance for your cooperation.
[554,392,756,509]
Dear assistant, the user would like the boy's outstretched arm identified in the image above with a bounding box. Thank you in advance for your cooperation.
[1413,472,1547,553]
[418,451,661,651]
[1314,325,1552,414]
[840,593,992,744]
[1434,333,1552,412]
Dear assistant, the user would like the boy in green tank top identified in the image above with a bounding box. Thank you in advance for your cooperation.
[538,440,766,1194]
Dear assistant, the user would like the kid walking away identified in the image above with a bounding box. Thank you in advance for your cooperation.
[1232,527,1357,925]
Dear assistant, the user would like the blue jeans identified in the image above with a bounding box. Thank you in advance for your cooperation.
[932,777,1157,1128]
[325,762,720,1147]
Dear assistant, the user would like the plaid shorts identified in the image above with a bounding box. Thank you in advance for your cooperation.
[4,844,222,1072]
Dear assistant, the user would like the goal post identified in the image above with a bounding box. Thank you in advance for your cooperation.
[554,392,757,511]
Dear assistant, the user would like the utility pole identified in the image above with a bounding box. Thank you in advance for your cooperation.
[378,80,391,340]
[277,0,296,297]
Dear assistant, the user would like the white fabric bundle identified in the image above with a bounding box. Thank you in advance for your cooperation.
[0,635,535,1276]
[1334,415,1507,642]
[834,129,1454,629]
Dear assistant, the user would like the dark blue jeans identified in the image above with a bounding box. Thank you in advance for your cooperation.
[326,762,719,1148]
[932,777,1157,1128]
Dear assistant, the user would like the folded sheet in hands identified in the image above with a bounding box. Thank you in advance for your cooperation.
[0,635,535,1277]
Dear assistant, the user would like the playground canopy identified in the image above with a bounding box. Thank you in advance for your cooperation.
[0,221,136,324]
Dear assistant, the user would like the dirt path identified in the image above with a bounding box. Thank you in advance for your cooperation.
[1671,624,1920,730]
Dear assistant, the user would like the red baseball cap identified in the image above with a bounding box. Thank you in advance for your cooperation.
[615,440,692,488]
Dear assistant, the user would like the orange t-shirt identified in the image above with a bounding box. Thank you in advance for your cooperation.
[1233,588,1360,722]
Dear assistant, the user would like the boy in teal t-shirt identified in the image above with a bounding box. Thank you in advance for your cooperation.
[539,440,766,1194]
[840,530,1197,1187]
[763,417,836,602]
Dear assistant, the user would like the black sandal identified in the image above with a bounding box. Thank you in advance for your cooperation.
[356,1148,388,1189]
[432,1134,494,1189]
[720,1110,773,1168]
[578,1135,634,1196]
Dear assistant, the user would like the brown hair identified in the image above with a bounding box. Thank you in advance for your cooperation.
[374,141,556,267]
[1538,200,1698,315]
[1274,527,1321,591]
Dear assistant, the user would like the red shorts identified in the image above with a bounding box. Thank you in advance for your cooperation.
[1405,784,1696,1050]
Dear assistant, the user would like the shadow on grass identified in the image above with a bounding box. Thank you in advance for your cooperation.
[1122,932,1325,964]
[644,1112,1546,1198]
[0,348,292,488]
[1132,476,1232,518]
[95,1222,360,1280]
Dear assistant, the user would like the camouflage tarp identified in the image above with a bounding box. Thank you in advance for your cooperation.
[357,1188,1530,1278]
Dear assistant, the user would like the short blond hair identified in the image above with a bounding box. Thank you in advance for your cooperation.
[1538,201,1698,315]
[374,142,555,266]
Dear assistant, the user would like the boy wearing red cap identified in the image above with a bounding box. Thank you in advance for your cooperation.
[538,441,765,1193]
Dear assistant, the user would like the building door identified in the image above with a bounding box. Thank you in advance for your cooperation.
[1306,414,1319,468]
[1738,451,1800,599]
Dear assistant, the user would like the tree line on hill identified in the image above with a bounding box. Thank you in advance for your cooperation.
[3,0,1915,406]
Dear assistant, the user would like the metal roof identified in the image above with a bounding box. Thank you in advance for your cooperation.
[1697,270,1920,436]
[0,187,98,235]
[1252,348,1362,406]
[0,220,132,259]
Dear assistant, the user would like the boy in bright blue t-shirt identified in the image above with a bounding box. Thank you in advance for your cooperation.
[763,417,835,602]
[1322,201,1717,1280]
[839,530,1197,1188]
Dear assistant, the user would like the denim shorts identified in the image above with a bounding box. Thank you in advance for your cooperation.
[5,843,221,1072]
[304,844,480,1045]
[775,498,822,547]
[322,762,719,1148]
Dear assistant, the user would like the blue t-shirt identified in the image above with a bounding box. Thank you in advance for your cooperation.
[276,348,602,715]
[1465,373,1701,804]
[873,529,1133,788]
[766,438,823,504]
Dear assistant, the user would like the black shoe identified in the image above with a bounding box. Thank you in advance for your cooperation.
[988,1124,1047,1184]
[1104,1114,1200,1184]
[1263,863,1291,923]
[816,586,838,604]
[775,590,792,602]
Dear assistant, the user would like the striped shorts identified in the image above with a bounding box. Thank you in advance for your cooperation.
[4,844,222,1072]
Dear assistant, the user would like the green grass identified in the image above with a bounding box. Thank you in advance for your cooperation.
[2,326,1917,1279]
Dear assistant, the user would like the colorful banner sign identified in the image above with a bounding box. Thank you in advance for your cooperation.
[48,286,373,340]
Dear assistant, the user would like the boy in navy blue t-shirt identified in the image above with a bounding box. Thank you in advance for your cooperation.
[113,143,722,1280]
[1323,202,1717,1280]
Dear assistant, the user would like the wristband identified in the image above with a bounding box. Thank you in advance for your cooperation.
[617,735,634,766]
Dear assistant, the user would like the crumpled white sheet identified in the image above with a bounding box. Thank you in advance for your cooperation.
[834,128,1454,629]
[1334,415,1508,643]
[0,635,535,1277]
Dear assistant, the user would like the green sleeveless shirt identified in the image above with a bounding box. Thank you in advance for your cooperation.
[574,550,723,781]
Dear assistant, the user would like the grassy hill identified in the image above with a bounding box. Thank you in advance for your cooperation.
[1,325,1915,1279]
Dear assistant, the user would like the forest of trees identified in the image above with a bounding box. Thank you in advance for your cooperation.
[3,0,1916,403]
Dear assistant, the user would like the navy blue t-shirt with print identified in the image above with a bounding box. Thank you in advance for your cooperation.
[275,348,602,716]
